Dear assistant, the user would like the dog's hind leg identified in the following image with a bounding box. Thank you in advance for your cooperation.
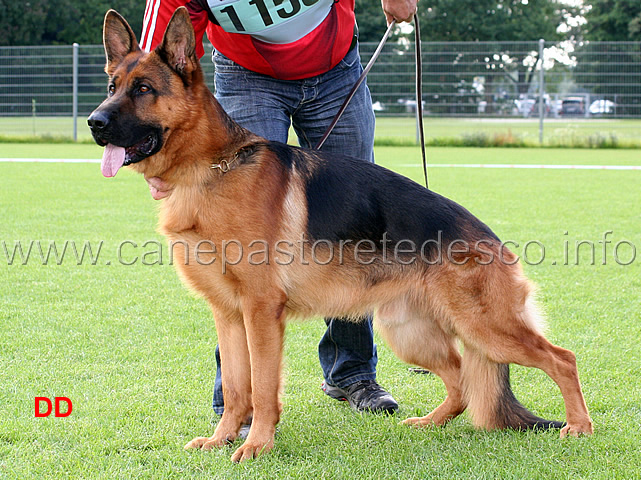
[376,302,467,427]
[513,339,592,438]
[185,307,253,450]
[455,286,592,437]
[460,333,592,437]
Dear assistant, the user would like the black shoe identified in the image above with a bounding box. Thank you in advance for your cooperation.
[237,422,280,440]
[322,380,399,414]
[238,423,251,440]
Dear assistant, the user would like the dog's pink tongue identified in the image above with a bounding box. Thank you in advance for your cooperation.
[101,144,126,178]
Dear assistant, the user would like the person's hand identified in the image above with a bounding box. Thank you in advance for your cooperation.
[381,0,417,25]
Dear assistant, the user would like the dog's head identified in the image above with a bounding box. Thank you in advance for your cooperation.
[87,8,199,178]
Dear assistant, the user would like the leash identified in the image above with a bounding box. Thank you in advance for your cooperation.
[315,15,428,189]
[413,14,427,188]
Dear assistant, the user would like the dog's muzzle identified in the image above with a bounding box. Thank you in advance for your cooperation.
[87,110,110,144]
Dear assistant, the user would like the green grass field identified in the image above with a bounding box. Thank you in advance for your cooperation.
[1,146,640,478]
[1,116,641,148]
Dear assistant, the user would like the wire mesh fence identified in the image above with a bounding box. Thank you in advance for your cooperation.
[0,40,640,143]
[363,40,641,119]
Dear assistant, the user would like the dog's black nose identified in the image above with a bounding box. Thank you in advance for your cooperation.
[87,111,110,131]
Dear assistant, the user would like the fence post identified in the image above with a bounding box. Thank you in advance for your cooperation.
[32,99,36,136]
[73,43,79,142]
[538,38,545,145]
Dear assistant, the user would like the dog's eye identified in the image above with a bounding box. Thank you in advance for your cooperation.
[108,84,115,96]
[137,85,151,94]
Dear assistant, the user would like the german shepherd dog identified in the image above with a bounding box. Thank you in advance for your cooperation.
[88,8,593,462]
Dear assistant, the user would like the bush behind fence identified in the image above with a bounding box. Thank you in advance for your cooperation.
[1,40,640,140]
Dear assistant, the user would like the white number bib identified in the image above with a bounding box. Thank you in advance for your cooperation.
[207,0,334,43]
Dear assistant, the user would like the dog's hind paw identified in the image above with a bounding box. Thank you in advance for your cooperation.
[402,415,438,428]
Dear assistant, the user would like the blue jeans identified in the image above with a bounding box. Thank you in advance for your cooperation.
[211,45,378,415]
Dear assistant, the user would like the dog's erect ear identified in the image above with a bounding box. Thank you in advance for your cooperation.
[103,10,140,70]
[157,7,197,77]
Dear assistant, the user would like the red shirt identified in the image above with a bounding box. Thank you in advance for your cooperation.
[140,0,355,80]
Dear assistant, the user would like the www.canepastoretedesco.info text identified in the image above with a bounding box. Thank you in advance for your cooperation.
[2,232,638,269]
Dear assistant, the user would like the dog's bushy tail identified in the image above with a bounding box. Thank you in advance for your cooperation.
[461,348,565,431]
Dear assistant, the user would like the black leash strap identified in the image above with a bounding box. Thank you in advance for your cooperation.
[315,16,428,189]
[315,19,396,151]
[414,13,427,188]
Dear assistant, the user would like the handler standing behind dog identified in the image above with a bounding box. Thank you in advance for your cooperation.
[141,0,417,416]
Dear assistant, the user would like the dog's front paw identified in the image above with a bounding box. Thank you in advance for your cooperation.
[560,419,593,438]
[184,434,233,451]
[184,436,211,450]
[230,438,274,463]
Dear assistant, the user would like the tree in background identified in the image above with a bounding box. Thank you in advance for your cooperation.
[572,0,641,116]
[4,0,640,45]
[584,0,641,41]
[2,0,638,117]
[416,0,563,42]
[44,1,145,45]
[355,0,390,43]
[0,0,145,119]
[413,0,571,114]
[0,0,49,46]
[355,0,578,115]
[0,0,144,46]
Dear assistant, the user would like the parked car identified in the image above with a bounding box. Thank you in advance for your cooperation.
[514,98,535,117]
[397,98,425,113]
[529,98,551,117]
[372,101,386,112]
[589,99,616,115]
[514,95,552,117]
[560,96,586,116]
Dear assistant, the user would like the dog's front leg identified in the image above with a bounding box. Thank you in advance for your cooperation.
[230,292,287,463]
[185,307,253,450]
